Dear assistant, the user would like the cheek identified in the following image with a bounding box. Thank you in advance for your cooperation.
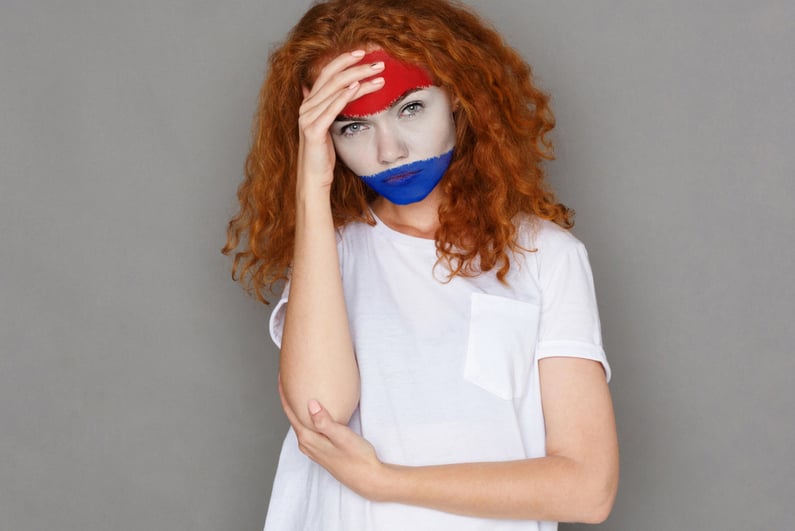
[440,113,457,147]
[410,113,456,154]
[331,137,372,176]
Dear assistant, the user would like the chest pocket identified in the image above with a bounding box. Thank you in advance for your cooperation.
[463,293,540,400]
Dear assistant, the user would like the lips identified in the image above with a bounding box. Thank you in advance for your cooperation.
[358,149,454,205]
[384,170,420,184]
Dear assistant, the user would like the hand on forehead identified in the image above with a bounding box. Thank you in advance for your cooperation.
[341,50,434,118]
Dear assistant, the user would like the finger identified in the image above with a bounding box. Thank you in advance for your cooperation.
[300,79,360,131]
[282,396,326,458]
[308,399,322,416]
[300,76,385,136]
[302,61,385,117]
[310,49,365,95]
[308,399,329,432]
[309,59,384,101]
[308,399,334,435]
[308,399,348,441]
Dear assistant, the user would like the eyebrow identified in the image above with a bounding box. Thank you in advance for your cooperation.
[334,87,426,122]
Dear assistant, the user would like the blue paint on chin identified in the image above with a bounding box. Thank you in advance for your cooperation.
[360,149,454,205]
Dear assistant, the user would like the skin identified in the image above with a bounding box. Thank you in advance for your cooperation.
[330,86,456,179]
[279,50,386,428]
[279,50,620,523]
[332,78,457,239]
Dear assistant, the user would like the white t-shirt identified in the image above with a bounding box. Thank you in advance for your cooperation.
[264,213,610,531]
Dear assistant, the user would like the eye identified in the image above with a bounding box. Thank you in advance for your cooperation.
[399,101,424,117]
[339,122,368,137]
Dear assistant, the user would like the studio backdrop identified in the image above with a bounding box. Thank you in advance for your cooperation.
[1,1,793,529]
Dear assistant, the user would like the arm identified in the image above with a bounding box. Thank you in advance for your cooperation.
[378,357,619,523]
[288,357,619,523]
[279,51,386,428]
[280,187,358,427]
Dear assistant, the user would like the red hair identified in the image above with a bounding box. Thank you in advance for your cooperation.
[223,0,573,302]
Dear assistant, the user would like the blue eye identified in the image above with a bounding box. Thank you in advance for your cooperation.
[340,122,367,136]
[400,101,424,117]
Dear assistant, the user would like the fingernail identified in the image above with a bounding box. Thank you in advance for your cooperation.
[369,77,385,85]
[351,50,365,57]
[308,399,322,415]
[370,61,384,69]
[347,80,360,90]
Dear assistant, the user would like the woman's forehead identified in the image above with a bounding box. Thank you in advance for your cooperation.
[340,50,433,118]
[336,87,431,123]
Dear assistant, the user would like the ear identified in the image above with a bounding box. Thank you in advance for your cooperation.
[450,94,461,112]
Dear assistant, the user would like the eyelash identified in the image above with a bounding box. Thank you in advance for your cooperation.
[339,122,366,137]
[337,100,426,137]
[399,100,424,117]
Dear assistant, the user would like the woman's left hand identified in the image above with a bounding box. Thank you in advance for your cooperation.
[278,377,388,501]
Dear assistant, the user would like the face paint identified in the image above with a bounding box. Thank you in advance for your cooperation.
[332,54,456,206]
[360,148,453,205]
[341,50,434,118]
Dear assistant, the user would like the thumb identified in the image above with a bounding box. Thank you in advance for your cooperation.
[308,399,323,416]
[307,399,337,436]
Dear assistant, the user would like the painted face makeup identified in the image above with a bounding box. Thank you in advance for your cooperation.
[359,148,454,205]
[332,51,456,205]
[341,50,434,118]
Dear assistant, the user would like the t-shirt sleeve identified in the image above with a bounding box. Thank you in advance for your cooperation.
[535,228,611,382]
[268,228,346,350]
[268,278,291,349]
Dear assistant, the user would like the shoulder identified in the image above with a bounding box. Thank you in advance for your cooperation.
[334,217,378,268]
[511,215,596,292]
[336,218,373,246]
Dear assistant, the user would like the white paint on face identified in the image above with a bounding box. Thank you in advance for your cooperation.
[330,86,456,178]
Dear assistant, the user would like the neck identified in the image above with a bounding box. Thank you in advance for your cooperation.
[371,187,443,239]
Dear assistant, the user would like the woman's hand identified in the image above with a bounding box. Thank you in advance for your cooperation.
[297,50,385,192]
[278,376,387,501]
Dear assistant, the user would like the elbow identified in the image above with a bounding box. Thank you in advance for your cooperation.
[320,399,359,425]
[278,371,360,427]
[579,465,619,524]
[581,496,615,525]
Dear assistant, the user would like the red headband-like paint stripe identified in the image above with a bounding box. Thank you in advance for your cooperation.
[341,50,434,118]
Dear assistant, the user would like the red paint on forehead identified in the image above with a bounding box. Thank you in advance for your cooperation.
[341,50,434,118]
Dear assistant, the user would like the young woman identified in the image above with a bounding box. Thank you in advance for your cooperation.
[224,1,619,529]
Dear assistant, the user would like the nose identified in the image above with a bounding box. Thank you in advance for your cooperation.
[376,125,408,166]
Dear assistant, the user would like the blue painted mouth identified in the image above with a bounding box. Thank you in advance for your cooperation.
[360,149,454,205]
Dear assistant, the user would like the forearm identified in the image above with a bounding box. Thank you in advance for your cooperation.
[280,187,359,427]
[378,454,617,524]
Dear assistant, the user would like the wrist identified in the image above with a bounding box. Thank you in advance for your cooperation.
[295,181,331,205]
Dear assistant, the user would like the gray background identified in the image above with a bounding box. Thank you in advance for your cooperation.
[1,0,793,529]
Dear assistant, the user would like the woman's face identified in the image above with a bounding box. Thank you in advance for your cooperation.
[330,86,456,203]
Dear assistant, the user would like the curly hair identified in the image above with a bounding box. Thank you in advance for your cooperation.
[223,0,573,303]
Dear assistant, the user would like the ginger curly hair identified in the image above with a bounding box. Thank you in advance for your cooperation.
[223,0,573,303]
